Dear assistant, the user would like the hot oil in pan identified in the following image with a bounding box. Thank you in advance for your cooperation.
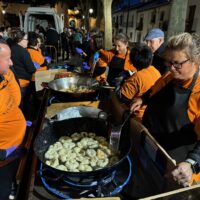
[59,85,95,94]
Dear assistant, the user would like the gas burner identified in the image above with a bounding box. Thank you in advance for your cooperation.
[39,156,132,199]
[48,94,100,105]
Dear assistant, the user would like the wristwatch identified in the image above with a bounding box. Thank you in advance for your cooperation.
[185,158,200,174]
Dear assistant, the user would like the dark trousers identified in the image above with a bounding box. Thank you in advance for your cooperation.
[46,44,58,62]
[62,47,69,60]
[0,159,19,200]
[20,83,33,119]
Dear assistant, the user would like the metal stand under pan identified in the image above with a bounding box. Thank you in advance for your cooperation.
[48,93,100,105]
[39,156,132,199]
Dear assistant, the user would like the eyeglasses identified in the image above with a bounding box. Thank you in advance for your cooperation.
[165,59,190,69]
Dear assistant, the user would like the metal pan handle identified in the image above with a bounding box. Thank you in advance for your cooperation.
[97,111,108,120]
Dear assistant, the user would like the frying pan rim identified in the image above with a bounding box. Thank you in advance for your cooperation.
[34,117,131,176]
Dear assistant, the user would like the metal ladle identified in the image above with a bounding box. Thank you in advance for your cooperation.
[109,112,132,153]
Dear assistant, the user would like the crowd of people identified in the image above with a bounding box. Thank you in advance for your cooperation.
[0,22,200,199]
[0,24,104,200]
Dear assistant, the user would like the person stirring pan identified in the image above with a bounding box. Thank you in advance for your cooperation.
[131,33,200,187]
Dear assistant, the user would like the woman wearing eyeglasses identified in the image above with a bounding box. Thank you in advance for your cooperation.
[130,33,200,187]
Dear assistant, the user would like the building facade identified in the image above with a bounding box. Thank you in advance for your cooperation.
[112,0,200,42]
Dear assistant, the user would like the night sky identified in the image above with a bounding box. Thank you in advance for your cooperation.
[122,0,141,6]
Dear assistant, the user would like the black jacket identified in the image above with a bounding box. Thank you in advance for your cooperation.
[46,28,59,47]
[11,44,36,81]
[152,43,168,75]
[60,32,69,49]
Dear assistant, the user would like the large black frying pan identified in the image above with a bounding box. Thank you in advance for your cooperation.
[34,117,131,179]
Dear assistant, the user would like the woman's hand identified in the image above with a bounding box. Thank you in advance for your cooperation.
[75,48,87,57]
[171,162,193,187]
[130,97,143,112]
[33,62,40,69]
[82,62,90,70]
[93,51,100,64]
[44,56,52,64]
[75,47,83,55]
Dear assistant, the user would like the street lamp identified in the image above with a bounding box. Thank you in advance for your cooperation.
[89,8,94,30]
[2,3,7,15]
[82,15,85,29]
[89,8,93,14]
